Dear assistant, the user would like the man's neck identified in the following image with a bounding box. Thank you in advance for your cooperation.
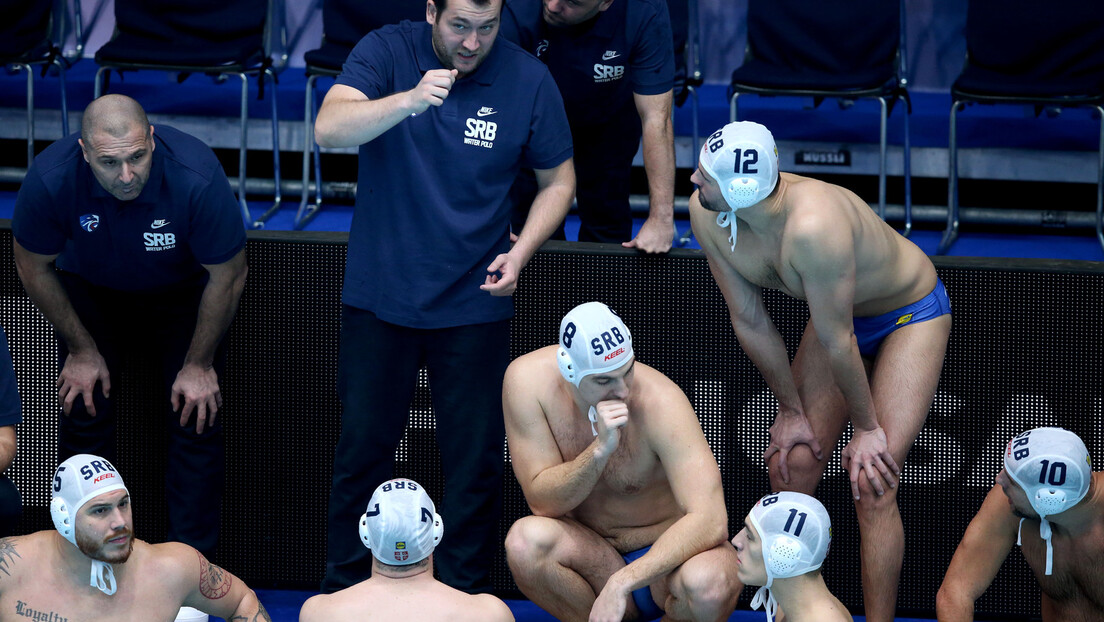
[734,177,789,231]
[768,574,839,621]
[1050,472,1104,537]
[371,560,434,581]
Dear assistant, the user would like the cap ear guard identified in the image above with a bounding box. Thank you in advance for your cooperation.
[766,535,803,577]
[726,176,764,209]
[1034,488,1069,516]
[51,497,74,543]
[557,346,577,385]
[431,512,444,546]
[358,511,376,551]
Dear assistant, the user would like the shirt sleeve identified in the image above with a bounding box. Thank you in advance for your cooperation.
[498,1,524,47]
[0,328,21,427]
[629,1,676,96]
[187,164,247,266]
[522,71,574,171]
[12,164,68,257]
[335,29,397,100]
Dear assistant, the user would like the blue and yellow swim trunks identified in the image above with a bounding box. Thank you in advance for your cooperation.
[853,278,951,358]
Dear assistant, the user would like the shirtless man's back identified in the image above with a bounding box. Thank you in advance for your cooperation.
[300,478,513,622]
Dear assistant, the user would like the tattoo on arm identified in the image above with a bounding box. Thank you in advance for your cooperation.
[229,602,272,622]
[196,550,232,599]
[0,538,21,578]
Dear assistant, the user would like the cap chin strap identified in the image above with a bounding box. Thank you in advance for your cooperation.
[91,560,118,595]
[716,211,738,252]
[1016,517,1055,575]
[750,586,777,622]
[587,406,598,437]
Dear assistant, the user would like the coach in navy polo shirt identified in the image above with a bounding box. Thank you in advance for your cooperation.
[0,326,21,536]
[501,0,676,252]
[314,0,574,594]
[11,95,248,558]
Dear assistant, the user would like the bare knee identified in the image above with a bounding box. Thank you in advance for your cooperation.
[505,516,559,572]
[853,478,900,516]
[767,445,825,493]
[669,550,741,618]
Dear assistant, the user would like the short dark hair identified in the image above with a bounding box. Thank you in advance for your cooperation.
[431,0,494,20]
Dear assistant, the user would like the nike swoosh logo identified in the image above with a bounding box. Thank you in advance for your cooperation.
[602,52,620,60]
[151,222,170,229]
[477,110,497,117]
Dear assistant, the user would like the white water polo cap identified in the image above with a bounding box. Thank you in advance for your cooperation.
[747,491,832,622]
[1004,427,1092,575]
[51,454,129,595]
[698,121,780,251]
[557,302,634,386]
[359,478,443,565]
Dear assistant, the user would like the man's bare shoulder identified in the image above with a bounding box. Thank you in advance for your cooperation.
[504,345,560,401]
[0,532,49,582]
[300,582,513,622]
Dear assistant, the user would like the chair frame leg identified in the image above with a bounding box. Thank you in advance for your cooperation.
[1096,104,1104,254]
[20,64,34,169]
[295,73,324,230]
[901,92,912,237]
[249,68,284,228]
[877,96,888,220]
[940,100,964,255]
[236,73,252,227]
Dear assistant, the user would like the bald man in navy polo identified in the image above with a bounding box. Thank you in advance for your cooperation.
[12,94,247,558]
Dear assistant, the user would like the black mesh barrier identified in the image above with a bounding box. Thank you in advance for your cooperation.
[3,224,1102,620]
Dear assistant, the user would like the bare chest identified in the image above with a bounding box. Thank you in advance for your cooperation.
[0,573,181,622]
[711,222,802,297]
[1023,532,1104,611]
[552,420,661,496]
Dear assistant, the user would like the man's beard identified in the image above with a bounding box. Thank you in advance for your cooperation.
[76,528,133,564]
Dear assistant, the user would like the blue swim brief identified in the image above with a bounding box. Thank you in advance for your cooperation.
[853,278,951,358]
[622,546,664,621]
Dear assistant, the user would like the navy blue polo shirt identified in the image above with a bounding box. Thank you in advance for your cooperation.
[0,327,21,428]
[500,0,675,132]
[13,125,246,292]
[337,21,572,329]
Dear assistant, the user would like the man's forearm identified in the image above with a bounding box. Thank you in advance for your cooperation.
[315,91,415,149]
[825,347,878,430]
[15,260,95,353]
[511,166,574,266]
[610,510,726,594]
[184,266,247,369]
[229,595,272,622]
[525,438,612,517]
[641,115,675,223]
[733,322,803,412]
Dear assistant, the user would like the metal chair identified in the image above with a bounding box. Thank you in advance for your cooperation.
[296,0,425,229]
[1,0,77,168]
[942,0,1104,254]
[94,0,287,229]
[729,0,912,235]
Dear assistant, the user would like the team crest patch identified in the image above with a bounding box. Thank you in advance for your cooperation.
[394,550,409,562]
[80,214,100,233]
[895,313,913,326]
